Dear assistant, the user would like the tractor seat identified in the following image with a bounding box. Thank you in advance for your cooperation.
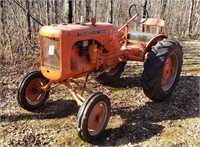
[128,32,157,43]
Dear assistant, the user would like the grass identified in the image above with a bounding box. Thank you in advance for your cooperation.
[0,40,200,146]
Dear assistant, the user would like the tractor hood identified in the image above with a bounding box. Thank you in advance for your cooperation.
[39,22,118,41]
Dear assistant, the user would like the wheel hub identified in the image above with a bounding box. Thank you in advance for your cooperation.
[162,56,173,87]
[88,102,104,133]
[161,53,179,92]
[25,78,44,102]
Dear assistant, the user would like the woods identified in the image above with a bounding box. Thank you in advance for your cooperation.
[0,0,200,63]
[1,1,200,146]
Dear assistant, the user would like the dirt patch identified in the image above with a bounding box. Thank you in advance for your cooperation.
[0,40,200,146]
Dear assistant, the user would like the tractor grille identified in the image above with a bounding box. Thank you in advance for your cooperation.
[42,36,60,70]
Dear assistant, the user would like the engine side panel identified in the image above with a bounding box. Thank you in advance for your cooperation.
[39,23,121,81]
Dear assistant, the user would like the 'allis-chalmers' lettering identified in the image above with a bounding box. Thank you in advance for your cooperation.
[77,29,107,37]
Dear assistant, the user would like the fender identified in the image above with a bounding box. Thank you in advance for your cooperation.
[145,34,167,54]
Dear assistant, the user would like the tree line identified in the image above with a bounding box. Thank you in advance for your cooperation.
[0,0,200,63]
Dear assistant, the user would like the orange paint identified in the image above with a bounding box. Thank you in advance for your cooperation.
[39,16,167,95]
[162,56,173,86]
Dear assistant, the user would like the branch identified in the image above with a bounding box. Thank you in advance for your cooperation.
[13,0,44,26]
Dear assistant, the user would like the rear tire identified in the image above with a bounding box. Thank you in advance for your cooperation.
[92,62,126,85]
[17,71,50,111]
[142,40,183,101]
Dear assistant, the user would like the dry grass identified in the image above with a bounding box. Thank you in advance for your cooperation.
[0,40,200,146]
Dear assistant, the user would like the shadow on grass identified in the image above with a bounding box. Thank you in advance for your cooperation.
[91,75,200,145]
[108,75,142,88]
[0,99,78,122]
[1,75,199,146]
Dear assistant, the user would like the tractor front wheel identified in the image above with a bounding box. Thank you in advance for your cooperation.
[76,92,111,142]
[142,40,183,101]
[17,71,50,111]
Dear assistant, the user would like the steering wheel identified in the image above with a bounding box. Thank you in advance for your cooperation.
[129,4,148,23]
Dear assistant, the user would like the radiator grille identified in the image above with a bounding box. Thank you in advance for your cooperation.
[42,37,60,70]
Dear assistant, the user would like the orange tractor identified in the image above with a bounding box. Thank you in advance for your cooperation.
[17,4,183,142]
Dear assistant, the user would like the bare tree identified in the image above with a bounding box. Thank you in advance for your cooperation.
[109,0,113,23]
[85,0,91,21]
[68,0,73,23]
[26,0,31,39]
[54,0,58,23]
[46,0,50,25]
[160,0,167,19]
[187,0,195,34]
[0,0,5,33]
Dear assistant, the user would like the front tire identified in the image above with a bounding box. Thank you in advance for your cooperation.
[76,92,111,142]
[17,71,50,111]
[142,40,183,101]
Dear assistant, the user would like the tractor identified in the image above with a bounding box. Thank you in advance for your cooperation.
[17,4,183,142]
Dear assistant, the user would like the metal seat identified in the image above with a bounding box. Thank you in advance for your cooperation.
[127,18,165,45]
[128,32,157,42]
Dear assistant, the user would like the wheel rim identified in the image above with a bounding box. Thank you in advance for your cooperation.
[25,78,47,105]
[87,101,107,136]
[162,54,178,91]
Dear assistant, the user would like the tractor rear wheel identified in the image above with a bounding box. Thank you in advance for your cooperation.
[142,40,183,101]
[17,71,50,111]
[92,62,126,85]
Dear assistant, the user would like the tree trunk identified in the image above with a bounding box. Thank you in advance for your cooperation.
[143,0,148,32]
[46,0,50,24]
[54,0,58,23]
[0,0,4,62]
[109,0,113,23]
[85,0,91,21]
[68,0,73,23]
[187,0,195,35]
[0,0,5,31]
[143,0,148,18]
[26,0,31,40]
[160,0,167,19]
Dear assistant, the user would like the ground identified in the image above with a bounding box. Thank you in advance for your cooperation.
[0,40,200,146]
